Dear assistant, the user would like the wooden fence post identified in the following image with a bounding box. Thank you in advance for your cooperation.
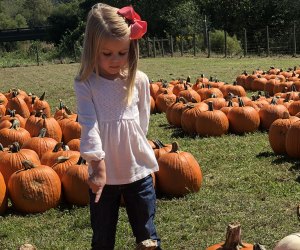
[170,35,174,57]
[180,36,183,56]
[266,26,270,57]
[153,37,156,58]
[224,30,227,58]
[35,41,39,66]
[207,30,211,58]
[161,38,164,57]
[193,34,196,56]
[293,21,297,57]
[244,28,247,57]
[147,37,151,57]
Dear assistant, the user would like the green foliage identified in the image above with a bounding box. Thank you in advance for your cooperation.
[22,0,53,27]
[47,0,82,45]
[210,30,242,56]
[161,0,202,36]
[57,21,85,59]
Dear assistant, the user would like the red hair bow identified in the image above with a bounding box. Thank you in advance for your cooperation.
[117,6,147,40]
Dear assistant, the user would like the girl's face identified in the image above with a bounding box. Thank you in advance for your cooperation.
[98,37,130,80]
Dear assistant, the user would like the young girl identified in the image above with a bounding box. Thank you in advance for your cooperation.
[74,3,162,250]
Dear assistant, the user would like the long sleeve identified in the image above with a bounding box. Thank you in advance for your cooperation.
[74,79,105,163]
[137,71,151,136]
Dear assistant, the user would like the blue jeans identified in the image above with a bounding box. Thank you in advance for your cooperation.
[89,174,161,250]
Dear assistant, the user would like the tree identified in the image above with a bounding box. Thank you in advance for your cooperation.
[47,0,82,44]
[23,0,53,27]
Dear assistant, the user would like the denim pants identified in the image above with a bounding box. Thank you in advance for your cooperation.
[89,174,161,250]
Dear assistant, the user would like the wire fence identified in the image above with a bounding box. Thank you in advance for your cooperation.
[140,23,299,58]
[0,23,299,67]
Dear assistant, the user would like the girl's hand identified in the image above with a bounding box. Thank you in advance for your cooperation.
[88,159,106,203]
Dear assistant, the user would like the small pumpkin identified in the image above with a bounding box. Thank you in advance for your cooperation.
[0,119,31,147]
[32,92,51,118]
[51,155,80,180]
[61,157,89,206]
[21,128,58,158]
[195,101,229,136]
[156,142,202,197]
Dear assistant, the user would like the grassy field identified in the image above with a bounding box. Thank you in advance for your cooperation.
[1,57,300,250]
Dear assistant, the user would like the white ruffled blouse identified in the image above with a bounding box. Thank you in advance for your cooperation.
[74,70,159,185]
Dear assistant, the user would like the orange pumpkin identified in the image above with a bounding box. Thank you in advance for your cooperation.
[32,92,51,118]
[0,119,31,147]
[227,98,260,134]
[51,154,80,180]
[156,142,202,197]
[21,128,58,158]
[61,157,89,206]
[0,142,40,185]
[195,101,229,136]
[8,160,61,213]
[0,171,8,215]
[269,112,300,155]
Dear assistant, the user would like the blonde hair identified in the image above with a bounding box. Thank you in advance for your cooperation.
[78,3,139,105]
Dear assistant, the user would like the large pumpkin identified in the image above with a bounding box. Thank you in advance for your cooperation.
[0,171,8,215]
[269,112,300,155]
[8,160,61,213]
[285,120,300,158]
[156,142,202,197]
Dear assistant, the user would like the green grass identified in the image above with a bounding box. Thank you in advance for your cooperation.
[1,57,300,250]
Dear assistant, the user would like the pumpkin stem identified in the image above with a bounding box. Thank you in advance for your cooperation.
[153,139,166,149]
[238,97,244,107]
[253,243,266,250]
[291,84,297,92]
[31,95,37,104]
[39,91,46,101]
[62,144,70,151]
[0,143,4,151]
[22,160,36,170]
[170,141,179,153]
[10,119,20,130]
[9,142,21,153]
[221,223,246,249]
[65,106,74,115]
[53,142,64,152]
[38,128,47,138]
[227,100,233,107]
[178,96,188,104]
[270,97,278,105]
[77,156,86,165]
[59,99,64,110]
[56,156,70,163]
[208,101,214,111]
